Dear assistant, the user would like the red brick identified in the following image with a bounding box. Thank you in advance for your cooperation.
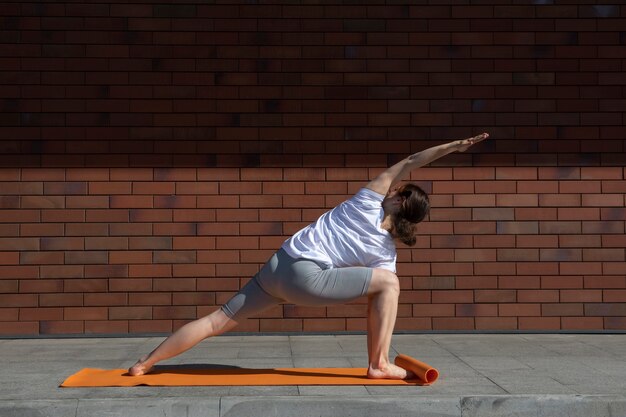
[542,276,583,289]
[543,303,584,317]
[0,252,18,265]
[85,321,129,334]
[40,321,84,335]
[153,278,195,292]
[470,235,515,248]
[239,195,282,208]
[108,250,151,264]
[154,223,198,236]
[64,196,108,210]
[431,263,473,276]
[89,182,131,195]
[540,248,582,262]
[517,290,558,303]
[129,320,172,334]
[583,249,625,262]
[433,317,474,330]
[260,319,302,332]
[19,279,64,294]
[456,304,497,317]
[499,303,541,317]
[603,290,626,302]
[557,208,600,221]
[20,307,64,321]
[517,235,558,248]
[108,278,151,293]
[153,251,196,264]
[560,180,601,194]
[109,307,151,320]
[519,317,561,331]
[432,290,473,304]
[129,264,171,279]
[0,238,40,253]
[20,196,64,209]
[474,262,516,276]
[456,277,496,290]
[518,181,558,194]
[602,208,626,221]
[64,307,108,321]
[195,248,239,263]
[87,209,129,222]
[0,210,40,223]
[64,279,107,293]
[602,180,626,193]
[562,317,604,330]
[239,222,282,236]
[560,262,602,275]
[475,317,518,330]
[475,180,515,194]
[538,167,580,180]
[174,264,218,280]
[539,194,581,207]
[581,167,622,180]
[497,221,538,234]
[413,304,454,317]
[497,249,539,262]
[583,221,624,234]
[604,262,626,275]
[153,306,196,320]
[454,194,495,207]
[110,195,152,208]
[516,208,557,221]
[173,237,215,250]
[455,221,496,235]
[0,322,39,335]
[109,223,153,236]
[475,290,516,303]
[84,293,127,307]
[560,235,601,248]
[431,235,473,248]
[303,318,345,332]
[412,276,454,290]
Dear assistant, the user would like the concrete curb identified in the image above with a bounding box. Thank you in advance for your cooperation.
[2,395,625,417]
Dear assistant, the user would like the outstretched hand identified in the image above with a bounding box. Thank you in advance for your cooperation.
[455,132,489,152]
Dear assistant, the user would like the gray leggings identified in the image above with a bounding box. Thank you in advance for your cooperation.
[221,248,373,322]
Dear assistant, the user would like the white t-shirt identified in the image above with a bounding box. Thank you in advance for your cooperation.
[281,188,397,272]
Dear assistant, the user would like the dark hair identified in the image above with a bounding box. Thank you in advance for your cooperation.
[390,183,430,246]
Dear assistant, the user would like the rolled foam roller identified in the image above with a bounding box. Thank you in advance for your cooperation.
[394,354,439,384]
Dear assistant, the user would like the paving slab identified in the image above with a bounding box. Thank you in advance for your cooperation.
[0,333,625,416]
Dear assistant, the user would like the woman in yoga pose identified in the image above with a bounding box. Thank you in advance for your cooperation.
[130,132,489,379]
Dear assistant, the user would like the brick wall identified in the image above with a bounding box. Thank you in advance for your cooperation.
[1,2,625,335]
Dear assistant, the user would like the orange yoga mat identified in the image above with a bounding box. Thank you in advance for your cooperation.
[60,355,438,388]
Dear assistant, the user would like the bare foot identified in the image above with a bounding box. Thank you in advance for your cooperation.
[128,355,154,376]
[367,363,415,380]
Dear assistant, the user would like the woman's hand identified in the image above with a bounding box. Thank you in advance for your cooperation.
[454,132,489,152]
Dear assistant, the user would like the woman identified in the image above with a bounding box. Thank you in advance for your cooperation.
[130,132,489,379]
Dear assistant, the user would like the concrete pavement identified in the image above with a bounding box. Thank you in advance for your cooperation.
[1,333,625,416]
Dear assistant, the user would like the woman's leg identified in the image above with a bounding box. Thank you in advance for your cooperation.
[365,268,411,380]
[129,275,283,376]
[129,309,237,376]
[273,255,408,380]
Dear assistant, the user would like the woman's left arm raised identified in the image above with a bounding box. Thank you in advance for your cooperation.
[365,132,489,196]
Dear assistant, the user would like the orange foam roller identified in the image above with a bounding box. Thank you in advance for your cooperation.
[394,354,439,385]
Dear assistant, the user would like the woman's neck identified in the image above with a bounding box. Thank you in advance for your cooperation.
[380,213,393,233]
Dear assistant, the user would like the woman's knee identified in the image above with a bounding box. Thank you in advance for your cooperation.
[367,268,400,295]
